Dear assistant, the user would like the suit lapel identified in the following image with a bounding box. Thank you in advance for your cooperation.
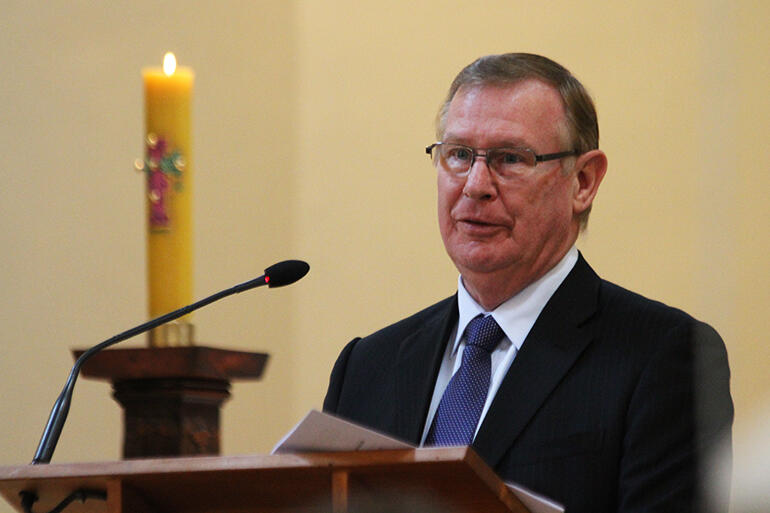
[473,254,601,467]
[395,296,458,444]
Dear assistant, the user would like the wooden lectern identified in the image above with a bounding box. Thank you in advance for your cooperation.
[0,448,528,513]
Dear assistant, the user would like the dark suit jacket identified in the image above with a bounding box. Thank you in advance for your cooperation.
[323,255,733,513]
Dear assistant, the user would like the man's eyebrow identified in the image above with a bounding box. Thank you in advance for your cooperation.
[442,134,533,148]
[440,132,466,144]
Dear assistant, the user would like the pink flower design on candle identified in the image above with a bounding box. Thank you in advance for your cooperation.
[143,134,184,229]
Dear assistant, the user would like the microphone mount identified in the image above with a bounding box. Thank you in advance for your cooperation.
[31,259,309,464]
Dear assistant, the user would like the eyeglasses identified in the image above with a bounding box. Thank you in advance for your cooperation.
[425,142,578,179]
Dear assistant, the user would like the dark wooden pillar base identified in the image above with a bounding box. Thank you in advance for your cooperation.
[74,346,267,460]
[113,378,230,458]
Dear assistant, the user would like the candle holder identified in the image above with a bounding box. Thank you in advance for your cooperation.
[149,321,194,347]
[73,346,268,458]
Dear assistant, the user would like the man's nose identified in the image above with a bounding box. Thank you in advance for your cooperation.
[462,155,498,200]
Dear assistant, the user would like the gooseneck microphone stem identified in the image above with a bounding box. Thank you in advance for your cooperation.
[31,259,309,465]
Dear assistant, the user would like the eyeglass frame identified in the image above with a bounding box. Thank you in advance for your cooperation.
[425,142,578,178]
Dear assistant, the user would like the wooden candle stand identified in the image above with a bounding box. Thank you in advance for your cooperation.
[73,346,267,459]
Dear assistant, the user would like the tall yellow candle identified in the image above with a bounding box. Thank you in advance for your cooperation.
[142,52,194,346]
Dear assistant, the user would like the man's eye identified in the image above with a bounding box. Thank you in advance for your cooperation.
[450,148,472,161]
[500,151,523,164]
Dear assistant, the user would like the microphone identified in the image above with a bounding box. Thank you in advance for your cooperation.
[31,259,309,464]
[232,259,310,292]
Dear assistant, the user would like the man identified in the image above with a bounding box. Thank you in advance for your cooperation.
[323,53,733,512]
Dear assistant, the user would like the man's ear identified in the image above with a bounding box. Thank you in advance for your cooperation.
[572,149,607,217]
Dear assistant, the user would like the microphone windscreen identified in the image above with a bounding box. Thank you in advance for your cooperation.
[264,260,310,287]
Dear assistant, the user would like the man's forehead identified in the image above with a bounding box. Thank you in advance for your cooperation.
[451,80,564,116]
[443,80,568,146]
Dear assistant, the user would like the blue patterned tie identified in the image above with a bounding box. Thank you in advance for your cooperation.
[425,314,505,446]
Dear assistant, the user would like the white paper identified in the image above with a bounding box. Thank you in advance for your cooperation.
[271,409,414,454]
[505,482,565,513]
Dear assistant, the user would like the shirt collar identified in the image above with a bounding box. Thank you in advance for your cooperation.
[454,246,579,355]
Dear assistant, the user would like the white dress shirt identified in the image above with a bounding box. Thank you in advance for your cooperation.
[420,246,579,445]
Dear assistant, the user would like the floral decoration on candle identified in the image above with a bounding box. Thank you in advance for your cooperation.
[140,133,185,229]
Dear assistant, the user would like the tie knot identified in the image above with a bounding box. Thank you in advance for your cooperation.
[464,315,504,353]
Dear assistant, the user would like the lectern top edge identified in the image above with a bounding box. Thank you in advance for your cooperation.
[0,447,476,481]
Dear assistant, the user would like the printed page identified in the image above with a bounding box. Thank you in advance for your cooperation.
[506,482,564,513]
[271,409,413,454]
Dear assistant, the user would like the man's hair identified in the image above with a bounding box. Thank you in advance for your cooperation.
[436,53,600,227]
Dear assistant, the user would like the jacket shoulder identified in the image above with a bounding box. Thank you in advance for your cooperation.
[597,279,708,332]
[358,295,457,346]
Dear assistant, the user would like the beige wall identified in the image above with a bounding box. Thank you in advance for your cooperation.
[1,0,768,510]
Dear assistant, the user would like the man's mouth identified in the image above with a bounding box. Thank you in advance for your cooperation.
[456,217,506,235]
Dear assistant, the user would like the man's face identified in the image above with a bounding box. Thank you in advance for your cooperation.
[437,80,581,298]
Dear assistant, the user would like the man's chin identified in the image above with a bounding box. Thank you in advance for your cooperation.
[450,252,519,277]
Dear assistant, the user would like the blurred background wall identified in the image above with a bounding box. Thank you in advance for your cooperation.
[1,1,767,511]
